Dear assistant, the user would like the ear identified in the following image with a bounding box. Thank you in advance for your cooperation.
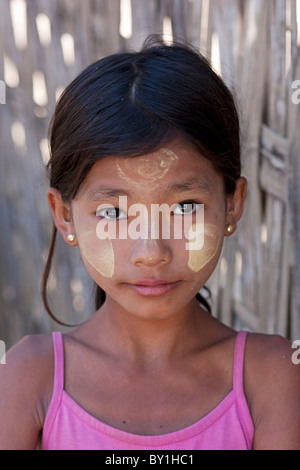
[224,177,247,236]
[47,188,77,246]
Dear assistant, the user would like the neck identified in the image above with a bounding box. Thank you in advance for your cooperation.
[89,296,206,369]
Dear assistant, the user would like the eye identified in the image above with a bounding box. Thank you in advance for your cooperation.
[172,201,201,216]
[96,206,127,220]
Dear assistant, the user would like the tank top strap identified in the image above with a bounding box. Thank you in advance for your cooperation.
[51,331,65,396]
[233,331,248,396]
[42,332,65,443]
[232,331,254,447]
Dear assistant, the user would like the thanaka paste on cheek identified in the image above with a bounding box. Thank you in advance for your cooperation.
[79,231,115,278]
[187,223,221,273]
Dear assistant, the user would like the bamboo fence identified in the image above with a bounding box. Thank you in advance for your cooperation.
[0,0,299,348]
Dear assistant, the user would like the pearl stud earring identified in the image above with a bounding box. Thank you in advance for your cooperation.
[226,224,235,235]
[67,233,76,242]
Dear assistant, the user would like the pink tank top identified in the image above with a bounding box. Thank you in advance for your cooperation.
[41,331,254,450]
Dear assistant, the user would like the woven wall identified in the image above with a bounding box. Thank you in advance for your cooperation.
[0,0,300,348]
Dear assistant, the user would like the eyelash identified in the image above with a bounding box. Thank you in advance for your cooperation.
[95,200,203,221]
[172,200,203,216]
[96,207,126,220]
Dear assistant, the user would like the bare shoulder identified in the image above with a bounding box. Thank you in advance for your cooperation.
[0,333,54,449]
[3,333,54,386]
[4,333,55,406]
[245,332,295,368]
[6,333,53,365]
[245,333,298,386]
[245,333,300,450]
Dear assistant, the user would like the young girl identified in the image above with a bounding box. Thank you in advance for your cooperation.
[1,37,300,451]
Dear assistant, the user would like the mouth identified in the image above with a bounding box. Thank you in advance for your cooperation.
[126,279,182,297]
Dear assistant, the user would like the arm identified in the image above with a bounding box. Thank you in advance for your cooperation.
[246,334,300,450]
[0,334,53,450]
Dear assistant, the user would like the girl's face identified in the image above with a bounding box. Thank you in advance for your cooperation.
[50,137,246,320]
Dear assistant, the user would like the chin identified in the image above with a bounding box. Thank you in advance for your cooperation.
[120,295,195,322]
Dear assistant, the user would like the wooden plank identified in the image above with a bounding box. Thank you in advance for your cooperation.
[260,124,289,202]
[232,0,269,332]
[187,0,203,48]
[288,37,300,338]
[199,0,213,58]
[129,0,160,50]
[259,1,291,335]
[233,300,261,332]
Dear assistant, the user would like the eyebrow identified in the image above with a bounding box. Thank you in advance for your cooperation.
[86,176,213,201]
[86,186,130,201]
[167,176,213,194]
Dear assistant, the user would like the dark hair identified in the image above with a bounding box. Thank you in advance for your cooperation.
[42,36,241,325]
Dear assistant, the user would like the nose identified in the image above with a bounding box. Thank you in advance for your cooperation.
[128,202,173,267]
[130,237,172,267]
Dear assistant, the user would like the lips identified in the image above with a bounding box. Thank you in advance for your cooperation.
[127,279,181,297]
[133,279,175,287]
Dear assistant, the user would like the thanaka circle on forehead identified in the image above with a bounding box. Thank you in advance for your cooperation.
[116,148,179,187]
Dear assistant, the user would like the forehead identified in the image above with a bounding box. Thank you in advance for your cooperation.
[77,138,223,199]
